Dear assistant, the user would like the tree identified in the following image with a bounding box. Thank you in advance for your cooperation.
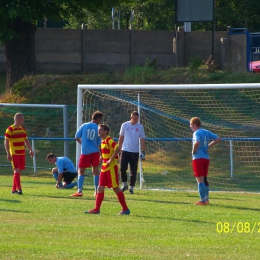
[0,0,128,88]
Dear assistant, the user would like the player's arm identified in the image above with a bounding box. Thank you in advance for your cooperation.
[4,138,12,161]
[24,138,34,158]
[208,137,221,148]
[192,141,200,155]
[56,172,63,188]
[75,137,81,144]
[106,146,121,167]
[118,135,124,148]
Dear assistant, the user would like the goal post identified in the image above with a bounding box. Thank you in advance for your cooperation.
[77,83,260,192]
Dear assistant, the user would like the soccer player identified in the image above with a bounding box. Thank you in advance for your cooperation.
[85,124,130,215]
[46,153,78,189]
[119,111,146,194]
[4,112,34,194]
[71,111,103,197]
[190,117,221,205]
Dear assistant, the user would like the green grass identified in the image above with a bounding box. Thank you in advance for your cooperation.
[1,173,260,260]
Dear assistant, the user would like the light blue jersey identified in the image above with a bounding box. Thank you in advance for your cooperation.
[75,122,101,155]
[56,157,77,174]
[192,129,219,160]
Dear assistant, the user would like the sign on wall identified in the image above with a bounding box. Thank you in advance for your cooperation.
[175,0,214,22]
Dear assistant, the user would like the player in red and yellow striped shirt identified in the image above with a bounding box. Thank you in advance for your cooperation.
[4,113,34,194]
[85,124,130,215]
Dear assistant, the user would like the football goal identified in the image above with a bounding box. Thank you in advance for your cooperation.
[77,84,260,192]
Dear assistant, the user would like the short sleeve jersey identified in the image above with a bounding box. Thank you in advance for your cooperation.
[55,157,77,174]
[192,128,219,160]
[5,124,27,155]
[119,121,145,153]
[75,122,101,155]
[101,136,119,172]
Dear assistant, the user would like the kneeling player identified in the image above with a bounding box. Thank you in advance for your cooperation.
[46,153,77,189]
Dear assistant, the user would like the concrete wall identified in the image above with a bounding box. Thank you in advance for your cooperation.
[0,28,249,73]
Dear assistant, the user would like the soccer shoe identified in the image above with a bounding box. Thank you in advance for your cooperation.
[85,209,100,214]
[70,191,83,197]
[17,190,23,195]
[195,201,207,205]
[118,209,130,215]
[129,189,134,194]
[11,190,18,194]
[121,185,128,192]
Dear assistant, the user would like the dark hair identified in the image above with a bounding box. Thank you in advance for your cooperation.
[99,124,110,134]
[46,153,56,160]
[92,111,104,120]
[131,111,139,117]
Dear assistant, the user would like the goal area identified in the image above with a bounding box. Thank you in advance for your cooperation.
[77,84,260,192]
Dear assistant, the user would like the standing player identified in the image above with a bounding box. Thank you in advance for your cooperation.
[119,111,146,194]
[71,111,103,197]
[46,153,78,189]
[85,124,130,215]
[190,117,221,205]
[4,112,34,194]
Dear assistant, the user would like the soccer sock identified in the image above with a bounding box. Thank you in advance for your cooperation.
[78,175,84,192]
[12,175,17,191]
[53,172,58,181]
[204,177,209,201]
[123,182,128,187]
[14,173,21,191]
[129,186,134,191]
[95,192,104,211]
[65,181,77,189]
[94,175,99,192]
[117,191,128,211]
[198,182,206,202]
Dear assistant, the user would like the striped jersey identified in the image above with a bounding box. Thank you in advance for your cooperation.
[5,124,28,155]
[101,136,119,172]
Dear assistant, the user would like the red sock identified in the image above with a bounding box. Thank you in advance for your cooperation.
[12,175,17,191]
[117,191,128,211]
[95,192,104,211]
[14,173,21,191]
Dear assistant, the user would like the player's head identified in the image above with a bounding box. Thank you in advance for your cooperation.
[190,117,201,131]
[130,111,139,125]
[46,153,57,164]
[92,111,104,124]
[14,112,24,126]
[98,124,110,138]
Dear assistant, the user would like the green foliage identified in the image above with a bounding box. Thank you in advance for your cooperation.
[0,175,259,259]
[188,56,202,72]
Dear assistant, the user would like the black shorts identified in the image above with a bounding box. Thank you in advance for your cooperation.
[62,171,77,184]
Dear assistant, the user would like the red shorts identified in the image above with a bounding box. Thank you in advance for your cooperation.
[11,154,25,170]
[78,152,100,168]
[192,158,209,177]
[99,165,119,189]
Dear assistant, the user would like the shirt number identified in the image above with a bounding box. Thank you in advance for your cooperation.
[86,129,95,140]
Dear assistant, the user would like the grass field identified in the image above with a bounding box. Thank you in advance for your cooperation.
[1,172,260,260]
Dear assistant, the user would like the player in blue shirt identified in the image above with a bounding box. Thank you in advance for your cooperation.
[190,117,221,205]
[46,153,77,189]
[71,111,103,197]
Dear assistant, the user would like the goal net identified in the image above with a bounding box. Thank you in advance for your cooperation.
[77,84,260,192]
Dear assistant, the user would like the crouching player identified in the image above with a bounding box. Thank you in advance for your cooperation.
[46,153,77,189]
[190,117,221,205]
[85,124,130,215]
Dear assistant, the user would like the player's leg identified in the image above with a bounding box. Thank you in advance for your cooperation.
[64,172,77,189]
[204,160,210,203]
[128,152,139,194]
[10,157,17,193]
[52,167,58,181]
[85,171,105,214]
[193,159,207,205]
[91,152,100,196]
[111,166,130,215]
[12,155,24,194]
[120,151,129,191]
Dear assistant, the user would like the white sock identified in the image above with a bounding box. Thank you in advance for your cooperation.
[123,182,128,187]
[130,186,134,191]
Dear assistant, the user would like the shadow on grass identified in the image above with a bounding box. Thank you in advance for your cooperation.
[0,198,21,203]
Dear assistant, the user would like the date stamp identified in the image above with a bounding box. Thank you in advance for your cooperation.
[216,222,260,234]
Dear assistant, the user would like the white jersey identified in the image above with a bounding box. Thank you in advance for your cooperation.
[119,121,145,153]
